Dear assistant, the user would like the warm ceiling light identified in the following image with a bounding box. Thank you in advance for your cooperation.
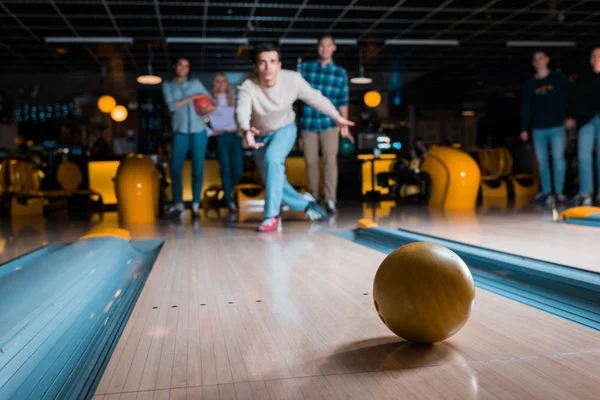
[462,111,476,117]
[137,75,162,85]
[351,77,373,84]
[110,105,128,122]
[364,90,382,107]
[97,95,116,113]
[138,46,162,85]
[351,47,372,85]
[56,47,68,54]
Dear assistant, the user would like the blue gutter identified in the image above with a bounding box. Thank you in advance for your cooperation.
[0,237,163,400]
[561,217,600,228]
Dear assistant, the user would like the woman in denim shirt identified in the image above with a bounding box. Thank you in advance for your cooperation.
[162,57,214,219]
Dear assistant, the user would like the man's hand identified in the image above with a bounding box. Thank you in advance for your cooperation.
[334,115,355,143]
[565,118,576,130]
[520,130,529,142]
[244,127,264,149]
[339,125,354,143]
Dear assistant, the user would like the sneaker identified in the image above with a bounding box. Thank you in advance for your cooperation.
[166,204,185,219]
[303,192,317,202]
[257,216,282,232]
[532,192,551,204]
[228,202,238,214]
[191,203,200,220]
[305,201,328,221]
[570,193,593,207]
[325,200,338,215]
[555,193,567,204]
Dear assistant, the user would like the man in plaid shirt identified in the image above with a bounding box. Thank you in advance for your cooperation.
[300,34,353,215]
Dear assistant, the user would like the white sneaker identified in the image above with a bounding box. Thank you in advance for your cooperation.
[571,193,592,207]
[303,192,316,202]
[166,203,185,219]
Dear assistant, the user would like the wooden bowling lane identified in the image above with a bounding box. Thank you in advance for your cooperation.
[373,208,600,274]
[94,231,600,399]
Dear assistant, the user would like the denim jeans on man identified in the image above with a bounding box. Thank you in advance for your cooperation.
[532,126,566,195]
[577,115,600,194]
[254,123,309,218]
[216,131,244,204]
[171,131,208,205]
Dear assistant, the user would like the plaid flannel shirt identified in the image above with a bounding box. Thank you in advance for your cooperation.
[300,60,349,132]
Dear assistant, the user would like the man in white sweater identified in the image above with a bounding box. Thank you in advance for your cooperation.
[236,42,355,232]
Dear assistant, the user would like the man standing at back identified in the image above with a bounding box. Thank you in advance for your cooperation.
[300,34,353,215]
[520,49,571,206]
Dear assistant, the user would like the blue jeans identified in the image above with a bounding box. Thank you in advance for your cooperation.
[216,131,244,203]
[254,123,309,218]
[171,131,208,204]
[532,126,566,194]
[578,115,600,194]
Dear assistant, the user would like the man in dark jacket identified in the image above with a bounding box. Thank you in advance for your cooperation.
[521,50,571,206]
[567,46,600,206]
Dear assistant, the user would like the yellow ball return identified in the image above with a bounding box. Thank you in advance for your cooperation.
[420,145,481,210]
[559,206,600,227]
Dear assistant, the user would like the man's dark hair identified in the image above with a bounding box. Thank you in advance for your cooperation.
[317,34,335,44]
[252,43,281,64]
[532,49,550,58]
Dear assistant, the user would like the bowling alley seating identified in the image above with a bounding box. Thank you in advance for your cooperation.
[358,153,398,201]
[285,156,324,195]
[55,161,104,217]
[235,180,308,223]
[478,148,511,210]
[234,162,315,222]
[0,158,46,217]
[201,185,225,217]
[507,146,539,203]
[477,147,539,211]
[0,158,72,218]
[376,157,429,203]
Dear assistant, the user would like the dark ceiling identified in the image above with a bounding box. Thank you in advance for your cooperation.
[0,0,598,83]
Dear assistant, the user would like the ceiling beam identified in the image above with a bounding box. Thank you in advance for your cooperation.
[153,0,170,68]
[47,0,102,67]
[279,0,309,41]
[101,0,139,73]
[0,2,70,71]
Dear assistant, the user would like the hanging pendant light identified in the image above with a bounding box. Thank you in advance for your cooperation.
[137,45,162,85]
[350,46,372,84]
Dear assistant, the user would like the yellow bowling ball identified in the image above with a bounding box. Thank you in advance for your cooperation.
[373,242,475,344]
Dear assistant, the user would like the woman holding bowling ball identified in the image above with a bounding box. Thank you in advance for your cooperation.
[162,57,214,220]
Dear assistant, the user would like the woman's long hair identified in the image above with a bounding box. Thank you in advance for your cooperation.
[211,73,235,106]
